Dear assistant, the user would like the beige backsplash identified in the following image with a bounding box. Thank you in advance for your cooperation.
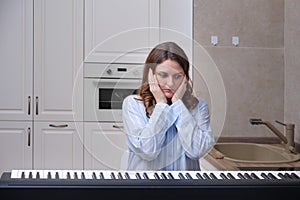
[193,0,299,148]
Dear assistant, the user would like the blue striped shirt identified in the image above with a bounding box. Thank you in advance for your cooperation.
[121,95,215,170]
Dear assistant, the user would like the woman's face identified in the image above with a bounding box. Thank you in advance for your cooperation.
[154,59,185,99]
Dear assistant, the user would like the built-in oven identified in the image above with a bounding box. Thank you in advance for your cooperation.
[84,63,143,122]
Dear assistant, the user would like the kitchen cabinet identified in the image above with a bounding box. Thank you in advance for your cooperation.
[0,0,84,173]
[34,122,83,169]
[84,122,128,170]
[34,0,84,121]
[0,121,33,174]
[84,0,160,63]
[0,0,33,121]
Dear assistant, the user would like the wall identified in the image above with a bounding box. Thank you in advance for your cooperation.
[193,0,286,140]
[285,0,300,150]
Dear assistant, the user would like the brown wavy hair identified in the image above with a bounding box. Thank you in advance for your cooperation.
[136,41,199,118]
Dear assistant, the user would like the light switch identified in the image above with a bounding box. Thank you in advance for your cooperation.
[232,36,239,46]
[211,36,218,46]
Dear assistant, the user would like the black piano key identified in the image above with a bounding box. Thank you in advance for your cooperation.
[143,172,149,180]
[117,172,123,179]
[55,172,60,179]
[99,172,104,179]
[250,173,259,179]
[220,173,228,179]
[73,172,78,179]
[178,172,185,179]
[244,173,252,179]
[160,173,167,179]
[135,173,142,179]
[21,172,25,179]
[209,173,218,179]
[261,173,270,179]
[291,173,300,179]
[237,173,246,179]
[284,173,292,179]
[81,172,85,179]
[167,172,174,179]
[203,173,211,179]
[267,173,277,180]
[278,173,286,179]
[124,172,130,179]
[227,173,236,179]
[185,173,193,180]
[47,172,52,179]
[196,173,204,179]
[28,172,33,179]
[92,172,97,179]
[110,172,116,179]
[154,172,160,180]
[67,172,71,179]
[36,172,40,179]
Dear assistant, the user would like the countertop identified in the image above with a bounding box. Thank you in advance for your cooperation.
[203,143,300,171]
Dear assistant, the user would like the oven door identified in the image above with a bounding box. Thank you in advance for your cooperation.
[84,78,141,122]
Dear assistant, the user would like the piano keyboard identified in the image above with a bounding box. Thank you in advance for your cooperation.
[2,169,300,182]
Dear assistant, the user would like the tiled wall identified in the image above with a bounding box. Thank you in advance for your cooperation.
[193,0,286,139]
[285,0,300,149]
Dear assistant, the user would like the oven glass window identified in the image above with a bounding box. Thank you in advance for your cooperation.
[99,88,139,109]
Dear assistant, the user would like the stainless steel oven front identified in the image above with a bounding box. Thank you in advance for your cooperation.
[84,63,143,122]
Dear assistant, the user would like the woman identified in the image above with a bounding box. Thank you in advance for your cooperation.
[122,41,215,170]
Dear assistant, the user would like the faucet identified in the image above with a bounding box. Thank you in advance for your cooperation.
[249,118,296,153]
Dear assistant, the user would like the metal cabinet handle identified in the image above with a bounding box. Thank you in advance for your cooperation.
[27,127,31,147]
[27,96,31,115]
[49,124,68,128]
[112,125,124,129]
[35,96,39,115]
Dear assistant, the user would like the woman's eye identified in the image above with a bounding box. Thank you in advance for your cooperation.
[174,74,183,80]
[157,73,168,78]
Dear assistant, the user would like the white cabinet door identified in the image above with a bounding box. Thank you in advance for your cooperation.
[84,122,128,170]
[34,0,84,121]
[34,122,84,170]
[84,0,159,63]
[0,121,32,175]
[0,0,33,121]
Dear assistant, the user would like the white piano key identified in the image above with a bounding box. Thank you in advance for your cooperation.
[10,170,20,179]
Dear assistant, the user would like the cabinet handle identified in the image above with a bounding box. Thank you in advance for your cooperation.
[112,125,124,129]
[35,96,39,115]
[27,127,31,147]
[49,124,68,128]
[27,96,31,115]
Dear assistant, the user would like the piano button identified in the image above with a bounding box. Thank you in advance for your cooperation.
[237,173,246,179]
[36,172,40,179]
[92,172,97,179]
[291,173,300,179]
[220,173,228,179]
[185,173,193,180]
[74,172,79,179]
[143,172,149,180]
[21,171,25,179]
[227,173,236,179]
[28,171,33,179]
[47,171,52,179]
[277,173,286,179]
[209,173,217,179]
[196,173,204,179]
[284,173,292,179]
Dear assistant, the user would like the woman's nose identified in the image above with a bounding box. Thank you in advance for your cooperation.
[166,76,174,87]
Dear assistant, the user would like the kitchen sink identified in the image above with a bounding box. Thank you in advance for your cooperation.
[210,142,300,164]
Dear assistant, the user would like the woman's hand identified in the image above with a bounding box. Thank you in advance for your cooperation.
[148,69,167,104]
[172,76,187,103]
